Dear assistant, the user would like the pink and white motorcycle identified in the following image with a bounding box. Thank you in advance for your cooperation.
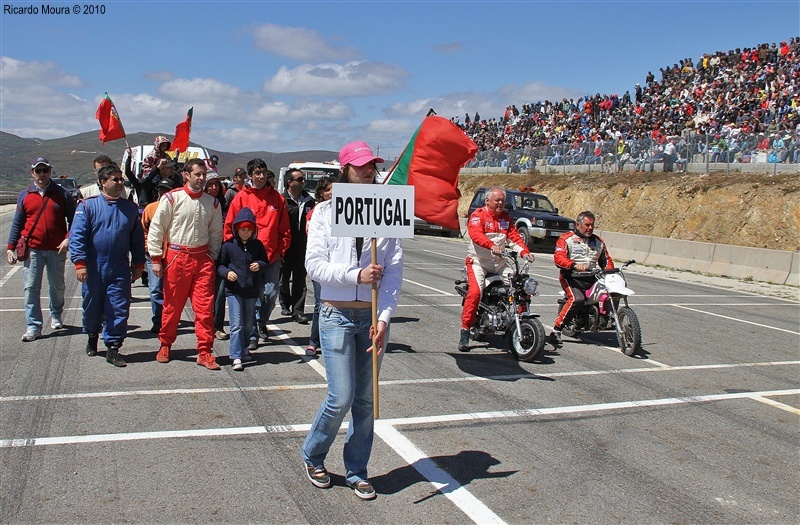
[557,260,642,356]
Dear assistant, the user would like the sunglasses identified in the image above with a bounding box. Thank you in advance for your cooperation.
[291,177,305,182]
[34,167,51,174]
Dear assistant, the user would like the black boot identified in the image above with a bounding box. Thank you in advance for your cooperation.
[86,334,99,356]
[458,329,471,352]
[106,343,127,367]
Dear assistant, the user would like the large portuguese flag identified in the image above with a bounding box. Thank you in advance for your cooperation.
[385,115,477,231]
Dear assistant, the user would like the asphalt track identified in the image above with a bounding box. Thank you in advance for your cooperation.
[0,212,798,524]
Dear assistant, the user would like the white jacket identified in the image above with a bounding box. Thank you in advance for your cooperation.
[148,186,223,261]
[305,199,403,325]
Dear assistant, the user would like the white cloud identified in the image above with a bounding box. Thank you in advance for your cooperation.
[0,56,83,87]
[251,23,358,62]
[143,70,176,82]
[0,57,92,138]
[263,61,409,97]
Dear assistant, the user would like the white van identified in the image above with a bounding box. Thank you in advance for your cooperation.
[122,145,211,179]
[278,161,341,192]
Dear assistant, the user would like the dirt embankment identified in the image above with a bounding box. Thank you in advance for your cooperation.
[458,171,800,252]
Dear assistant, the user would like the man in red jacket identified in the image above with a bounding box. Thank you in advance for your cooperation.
[7,157,75,342]
[460,187,533,352]
[550,211,615,345]
[224,158,291,349]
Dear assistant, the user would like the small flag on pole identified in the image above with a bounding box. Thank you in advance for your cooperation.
[96,92,126,144]
[171,107,193,152]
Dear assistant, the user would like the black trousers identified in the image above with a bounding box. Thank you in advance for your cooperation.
[279,251,307,314]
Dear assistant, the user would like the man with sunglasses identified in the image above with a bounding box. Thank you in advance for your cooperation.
[224,158,290,348]
[69,164,146,367]
[279,169,315,324]
[7,157,76,342]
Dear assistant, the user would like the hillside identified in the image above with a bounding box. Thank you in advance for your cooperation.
[459,171,800,252]
[0,131,337,189]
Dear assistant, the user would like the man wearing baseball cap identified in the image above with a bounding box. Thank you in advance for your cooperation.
[7,157,76,341]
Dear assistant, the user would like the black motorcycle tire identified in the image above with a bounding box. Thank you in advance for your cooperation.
[617,307,642,356]
[510,318,545,362]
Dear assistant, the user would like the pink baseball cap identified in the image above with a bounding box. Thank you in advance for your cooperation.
[339,141,384,166]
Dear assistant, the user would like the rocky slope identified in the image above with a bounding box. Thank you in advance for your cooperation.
[458,171,800,252]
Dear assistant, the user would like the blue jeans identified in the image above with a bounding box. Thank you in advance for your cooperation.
[227,294,256,360]
[309,280,321,348]
[302,306,385,484]
[252,258,280,338]
[145,256,163,326]
[23,249,66,331]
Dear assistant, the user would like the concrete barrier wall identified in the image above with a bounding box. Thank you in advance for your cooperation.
[595,231,652,264]
[788,252,800,287]
[706,244,794,284]
[644,237,716,273]
[457,219,798,286]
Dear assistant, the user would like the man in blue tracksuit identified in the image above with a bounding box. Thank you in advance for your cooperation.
[69,164,146,367]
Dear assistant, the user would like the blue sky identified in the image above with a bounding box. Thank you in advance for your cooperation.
[1,1,798,158]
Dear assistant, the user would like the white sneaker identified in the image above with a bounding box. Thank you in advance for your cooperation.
[232,359,243,371]
[21,328,41,342]
[50,318,64,330]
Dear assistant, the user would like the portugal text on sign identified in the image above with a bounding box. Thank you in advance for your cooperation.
[335,196,411,227]
[330,184,415,239]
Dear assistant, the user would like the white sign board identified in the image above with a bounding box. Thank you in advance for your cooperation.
[331,183,415,238]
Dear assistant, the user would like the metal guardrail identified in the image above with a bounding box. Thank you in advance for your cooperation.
[0,191,19,206]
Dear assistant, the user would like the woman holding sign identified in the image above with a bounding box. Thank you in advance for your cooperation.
[301,141,403,500]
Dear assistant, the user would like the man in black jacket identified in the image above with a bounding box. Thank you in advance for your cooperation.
[279,169,315,323]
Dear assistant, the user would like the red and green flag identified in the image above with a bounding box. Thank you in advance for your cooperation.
[171,107,193,152]
[385,115,478,231]
[95,92,126,144]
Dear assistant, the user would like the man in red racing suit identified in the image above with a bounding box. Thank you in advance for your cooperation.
[460,187,533,351]
[551,210,614,345]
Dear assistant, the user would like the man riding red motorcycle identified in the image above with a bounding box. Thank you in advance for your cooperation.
[460,187,533,351]
[550,210,614,345]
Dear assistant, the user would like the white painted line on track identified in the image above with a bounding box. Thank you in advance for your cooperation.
[3,389,797,449]
[2,361,796,403]
[749,395,800,415]
[380,389,800,427]
[422,250,464,260]
[0,301,795,313]
[633,302,798,307]
[670,304,800,335]
[268,324,327,378]
[402,278,455,295]
[375,422,507,525]
[0,265,21,287]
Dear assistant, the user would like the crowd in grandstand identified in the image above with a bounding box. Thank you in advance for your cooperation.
[455,38,800,168]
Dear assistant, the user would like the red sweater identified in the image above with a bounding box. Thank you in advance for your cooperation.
[7,182,74,251]
[224,185,290,264]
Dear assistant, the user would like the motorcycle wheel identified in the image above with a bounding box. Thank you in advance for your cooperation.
[510,318,545,362]
[617,307,642,356]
